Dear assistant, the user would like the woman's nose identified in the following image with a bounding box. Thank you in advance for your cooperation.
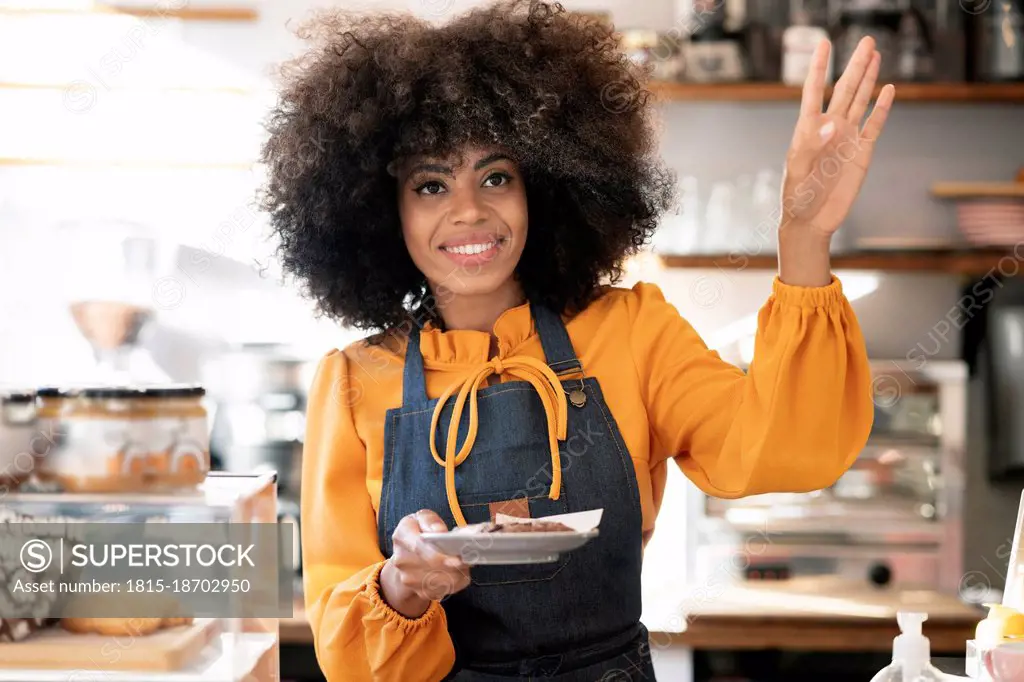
[449,189,488,225]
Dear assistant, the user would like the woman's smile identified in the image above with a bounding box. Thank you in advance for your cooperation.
[438,232,509,267]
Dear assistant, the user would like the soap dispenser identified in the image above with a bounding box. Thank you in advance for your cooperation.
[870,612,947,681]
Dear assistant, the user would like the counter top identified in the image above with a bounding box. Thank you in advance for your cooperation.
[283,577,984,653]
[645,576,983,653]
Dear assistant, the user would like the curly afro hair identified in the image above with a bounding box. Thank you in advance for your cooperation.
[259,0,675,333]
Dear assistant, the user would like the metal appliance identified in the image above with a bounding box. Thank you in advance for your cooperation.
[693,360,967,593]
[202,343,315,577]
[986,302,1024,479]
[202,343,313,494]
[970,0,1024,82]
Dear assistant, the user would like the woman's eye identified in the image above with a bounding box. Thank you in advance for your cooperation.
[483,172,511,188]
[414,180,446,196]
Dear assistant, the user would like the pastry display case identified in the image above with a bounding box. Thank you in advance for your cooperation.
[0,472,285,682]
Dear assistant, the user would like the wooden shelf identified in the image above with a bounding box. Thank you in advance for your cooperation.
[0,4,259,21]
[660,248,1021,275]
[650,81,1024,103]
[0,157,254,170]
[0,81,258,94]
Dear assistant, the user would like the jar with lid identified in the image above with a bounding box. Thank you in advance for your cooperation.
[136,385,209,491]
[36,387,146,493]
[619,29,686,82]
[0,391,38,490]
[36,385,76,439]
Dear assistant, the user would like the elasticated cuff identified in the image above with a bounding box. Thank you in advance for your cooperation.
[366,561,445,634]
[771,275,845,309]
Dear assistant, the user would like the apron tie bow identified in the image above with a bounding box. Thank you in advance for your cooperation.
[429,355,567,526]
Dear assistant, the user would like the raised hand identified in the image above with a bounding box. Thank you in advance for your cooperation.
[776,36,895,287]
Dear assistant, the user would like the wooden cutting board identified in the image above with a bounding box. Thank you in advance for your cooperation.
[931,182,1024,198]
[0,618,220,672]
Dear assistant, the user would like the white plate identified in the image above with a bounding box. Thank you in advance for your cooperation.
[421,529,600,565]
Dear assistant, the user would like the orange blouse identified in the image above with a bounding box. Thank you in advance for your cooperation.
[300,277,874,681]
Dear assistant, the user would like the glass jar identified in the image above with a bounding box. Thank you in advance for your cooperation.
[137,385,210,491]
[619,29,686,82]
[36,387,144,493]
[0,391,38,489]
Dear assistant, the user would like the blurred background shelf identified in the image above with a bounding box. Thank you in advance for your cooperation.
[660,248,1019,274]
[0,82,258,94]
[0,157,255,169]
[0,4,259,21]
[650,82,1024,103]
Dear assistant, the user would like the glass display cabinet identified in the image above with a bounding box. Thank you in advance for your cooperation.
[0,472,284,682]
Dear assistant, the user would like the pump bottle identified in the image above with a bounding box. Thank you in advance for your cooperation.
[870,612,949,681]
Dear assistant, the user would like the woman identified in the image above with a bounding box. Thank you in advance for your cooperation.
[261,2,890,679]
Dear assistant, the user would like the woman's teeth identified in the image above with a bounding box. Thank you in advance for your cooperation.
[441,241,499,255]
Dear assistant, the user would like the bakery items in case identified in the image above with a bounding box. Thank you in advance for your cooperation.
[61,617,165,636]
[59,586,194,636]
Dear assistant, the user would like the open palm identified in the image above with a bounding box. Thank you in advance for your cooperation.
[781,36,895,237]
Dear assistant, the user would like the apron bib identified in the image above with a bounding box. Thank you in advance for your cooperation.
[377,304,655,680]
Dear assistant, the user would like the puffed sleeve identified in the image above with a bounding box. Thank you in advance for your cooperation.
[627,277,873,498]
[301,350,456,681]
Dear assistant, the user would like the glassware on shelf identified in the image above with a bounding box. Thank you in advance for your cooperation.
[674,175,702,253]
[53,218,179,385]
[701,181,735,253]
[751,169,781,253]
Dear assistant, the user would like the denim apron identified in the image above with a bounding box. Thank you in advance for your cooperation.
[377,304,656,681]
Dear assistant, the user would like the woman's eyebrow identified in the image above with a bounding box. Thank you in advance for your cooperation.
[408,162,453,176]
[474,153,511,169]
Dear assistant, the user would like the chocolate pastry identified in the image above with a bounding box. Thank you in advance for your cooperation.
[481,520,574,533]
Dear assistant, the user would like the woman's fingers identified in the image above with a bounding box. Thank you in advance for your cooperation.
[388,510,472,603]
[828,36,876,117]
[847,51,881,125]
[861,84,896,145]
[394,510,465,564]
[799,39,831,120]
[413,509,449,533]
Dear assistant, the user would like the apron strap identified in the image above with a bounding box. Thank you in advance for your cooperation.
[530,302,583,377]
[401,325,429,407]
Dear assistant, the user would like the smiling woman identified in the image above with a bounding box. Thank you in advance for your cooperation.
[261,1,886,681]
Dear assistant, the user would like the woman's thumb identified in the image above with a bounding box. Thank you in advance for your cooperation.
[414,509,449,533]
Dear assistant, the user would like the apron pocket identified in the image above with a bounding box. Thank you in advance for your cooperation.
[456,488,570,586]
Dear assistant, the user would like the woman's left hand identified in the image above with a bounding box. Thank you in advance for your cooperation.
[777,36,895,286]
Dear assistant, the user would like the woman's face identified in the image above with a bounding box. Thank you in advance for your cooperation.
[397,146,527,300]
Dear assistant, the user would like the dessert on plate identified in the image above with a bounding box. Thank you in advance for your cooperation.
[478,520,574,533]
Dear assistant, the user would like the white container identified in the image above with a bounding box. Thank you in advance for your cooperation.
[869,612,949,682]
[782,11,833,87]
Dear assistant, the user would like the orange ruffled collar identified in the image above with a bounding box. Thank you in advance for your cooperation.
[418,299,537,367]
